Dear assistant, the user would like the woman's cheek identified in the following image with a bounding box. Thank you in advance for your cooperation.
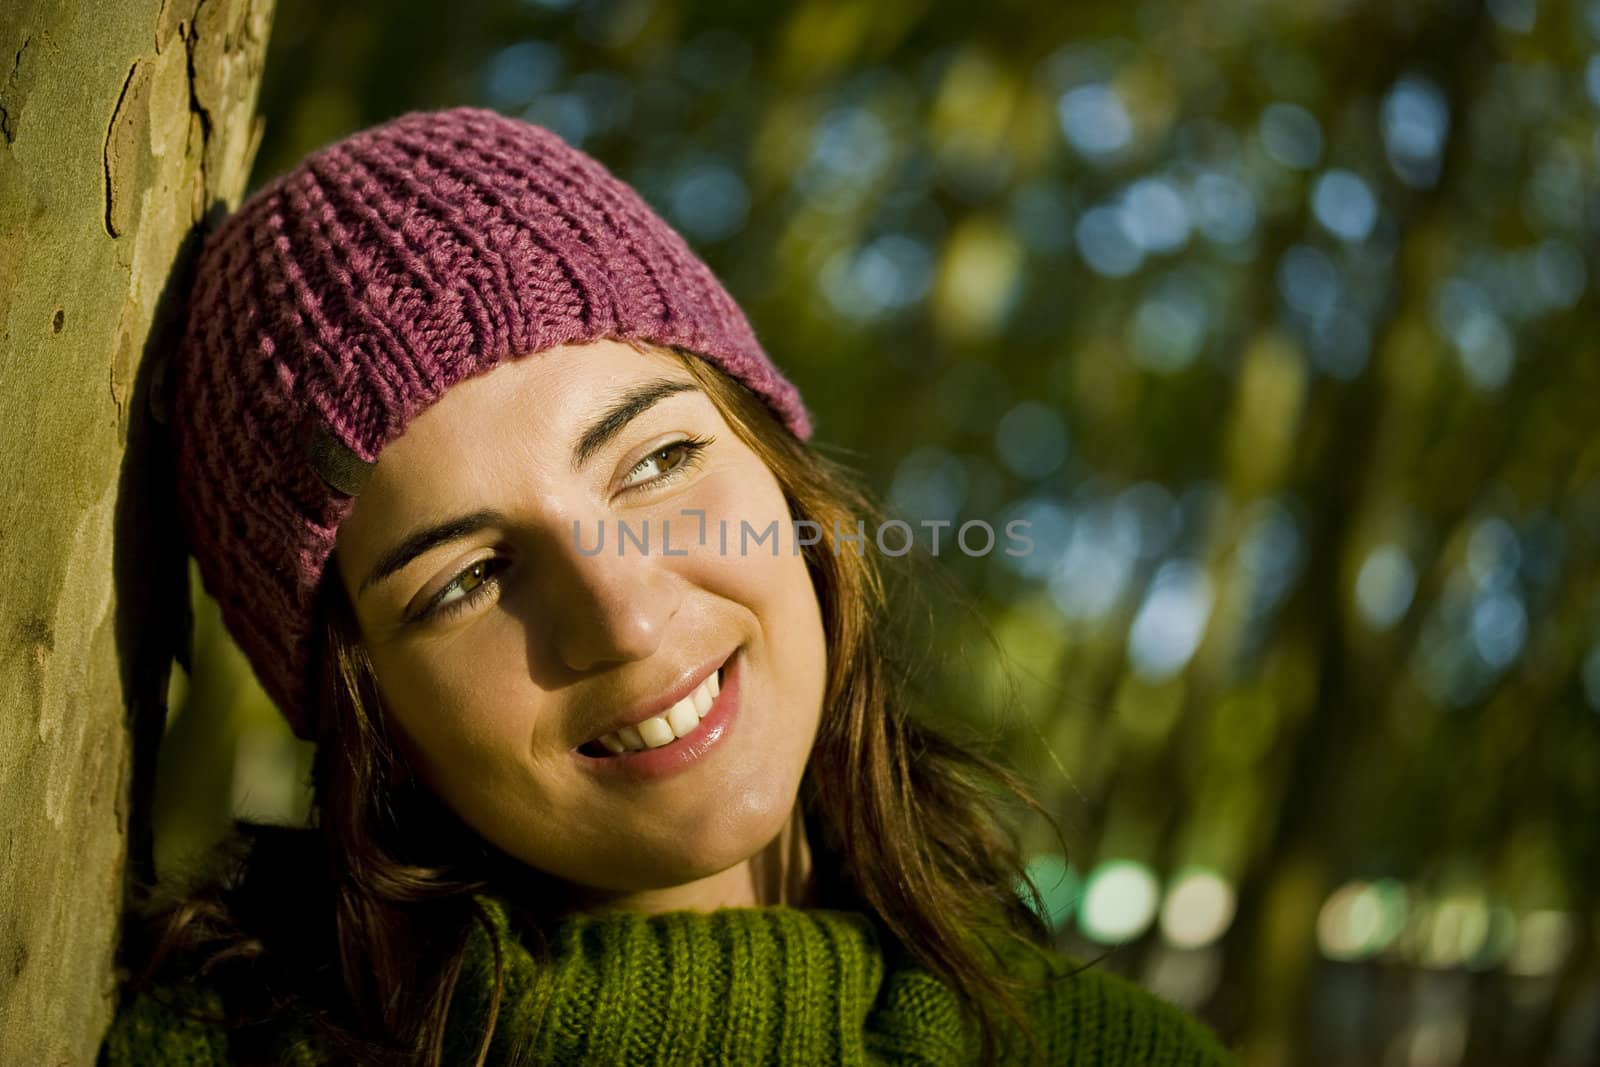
[669,464,795,580]
[374,638,521,763]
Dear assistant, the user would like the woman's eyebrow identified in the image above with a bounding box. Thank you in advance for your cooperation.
[360,510,504,597]
[571,378,699,470]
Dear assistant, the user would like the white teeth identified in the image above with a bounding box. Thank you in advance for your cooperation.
[590,667,723,754]
[666,699,699,736]
[636,716,675,747]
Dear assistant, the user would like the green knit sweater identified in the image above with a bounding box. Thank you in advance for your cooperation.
[100,896,1237,1065]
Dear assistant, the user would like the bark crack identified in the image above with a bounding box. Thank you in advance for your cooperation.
[185,0,214,197]
[154,0,172,52]
[102,61,139,238]
[0,35,32,144]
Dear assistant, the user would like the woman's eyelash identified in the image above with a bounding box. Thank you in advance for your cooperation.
[620,435,713,493]
[414,436,714,625]
[416,557,510,624]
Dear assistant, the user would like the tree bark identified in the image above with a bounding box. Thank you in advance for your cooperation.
[0,0,272,1062]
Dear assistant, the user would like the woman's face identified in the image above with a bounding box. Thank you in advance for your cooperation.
[333,340,827,906]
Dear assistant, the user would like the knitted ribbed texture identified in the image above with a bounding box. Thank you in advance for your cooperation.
[100,899,1238,1066]
[171,107,812,738]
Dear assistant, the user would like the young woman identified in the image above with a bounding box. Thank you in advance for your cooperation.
[101,107,1235,1066]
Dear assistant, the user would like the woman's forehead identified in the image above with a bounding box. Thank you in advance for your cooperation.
[332,341,702,556]
[380,340,691,470]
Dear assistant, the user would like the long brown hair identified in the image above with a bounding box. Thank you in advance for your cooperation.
[122,346,1069,1066]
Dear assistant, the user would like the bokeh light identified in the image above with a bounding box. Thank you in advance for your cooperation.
[1080,860,1162,944]
[1058,83,1133,160]
[1129,561,1215,682]
[1159,869,1237,949]
[1318,880,1409,962]
[1356,543,1418,630]
[1019,853,1080,931]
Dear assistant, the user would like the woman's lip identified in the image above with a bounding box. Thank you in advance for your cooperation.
[575,650,734,749]
[572,649,742,780]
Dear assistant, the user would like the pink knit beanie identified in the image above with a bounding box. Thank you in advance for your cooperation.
[171,106,812,740]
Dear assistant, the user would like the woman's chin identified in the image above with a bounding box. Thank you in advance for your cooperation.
[632,844,768,890]
[562,828,786,900]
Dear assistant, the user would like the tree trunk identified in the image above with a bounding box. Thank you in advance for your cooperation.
[0,0,272,1062]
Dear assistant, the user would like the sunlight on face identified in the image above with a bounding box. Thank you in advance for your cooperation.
[333,340,827,908]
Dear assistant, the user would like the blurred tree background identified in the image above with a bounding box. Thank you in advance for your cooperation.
[151,0,1600,1063]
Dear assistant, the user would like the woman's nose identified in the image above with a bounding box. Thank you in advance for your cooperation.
[537,520,682,674]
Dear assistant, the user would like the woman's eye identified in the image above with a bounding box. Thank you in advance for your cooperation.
[620,437,709,491]
[419,557,507,622]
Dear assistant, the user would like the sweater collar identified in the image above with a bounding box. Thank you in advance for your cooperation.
[444,895,891,1064]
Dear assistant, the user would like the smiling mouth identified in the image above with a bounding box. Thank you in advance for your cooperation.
[578,667,723,758]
